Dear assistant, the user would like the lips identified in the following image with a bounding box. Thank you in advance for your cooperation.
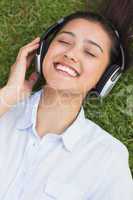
[53,61,80,78]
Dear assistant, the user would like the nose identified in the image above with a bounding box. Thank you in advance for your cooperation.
[63,48,79,63]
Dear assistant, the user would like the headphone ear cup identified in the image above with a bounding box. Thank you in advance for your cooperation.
[94,64,122,97]
[39,32,58,74]
[39,40,51,74]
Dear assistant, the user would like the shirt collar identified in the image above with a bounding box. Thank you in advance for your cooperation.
[61,106,87,152]
[17,89,87,152]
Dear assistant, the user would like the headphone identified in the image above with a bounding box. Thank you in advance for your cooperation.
[35,14,125,97]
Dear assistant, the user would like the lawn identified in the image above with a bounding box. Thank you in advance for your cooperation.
[0,0,133,175]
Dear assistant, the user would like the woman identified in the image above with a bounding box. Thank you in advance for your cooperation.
[0,0,133,199]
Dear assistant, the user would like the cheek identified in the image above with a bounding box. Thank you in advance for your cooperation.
[42,49,54,76]
[42,44,66,72]
[81,61,107,90]
[85,55,109,80]
[84,63,102,81]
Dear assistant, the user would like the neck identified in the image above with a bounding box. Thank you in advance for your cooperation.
[36,85,84,137]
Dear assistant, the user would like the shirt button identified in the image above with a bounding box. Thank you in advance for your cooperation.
[33,142,39,149]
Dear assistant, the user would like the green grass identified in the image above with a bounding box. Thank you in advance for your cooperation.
[0,0,133,175]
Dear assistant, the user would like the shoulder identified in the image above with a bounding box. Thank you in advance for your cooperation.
[83,117,129,161]
[81,118,132,180]
[83,119,133,199]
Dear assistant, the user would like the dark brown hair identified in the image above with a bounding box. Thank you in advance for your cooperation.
[86,0,133,69]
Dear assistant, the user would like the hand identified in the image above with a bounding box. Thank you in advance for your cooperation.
[4,37,40,103]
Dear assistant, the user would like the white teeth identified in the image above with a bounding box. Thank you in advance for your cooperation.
[55,64,78,77]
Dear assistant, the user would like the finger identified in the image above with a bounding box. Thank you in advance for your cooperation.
[11,43,39,82]
[26,51,36,68]
[17,43,39,61]
[32,37,40,42]
[23,43,39,58]
[24,37,40,48]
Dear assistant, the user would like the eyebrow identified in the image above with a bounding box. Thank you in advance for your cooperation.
[58,31,104,53]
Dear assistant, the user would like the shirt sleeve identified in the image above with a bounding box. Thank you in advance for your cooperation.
[87,143,133,200]
[107,146,133,200]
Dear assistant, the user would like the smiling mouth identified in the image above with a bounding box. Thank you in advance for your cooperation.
[53,62,80,78]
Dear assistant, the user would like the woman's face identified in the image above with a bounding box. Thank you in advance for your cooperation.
[42,18,111,97]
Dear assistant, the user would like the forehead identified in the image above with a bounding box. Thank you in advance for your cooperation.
[59,18,111,50]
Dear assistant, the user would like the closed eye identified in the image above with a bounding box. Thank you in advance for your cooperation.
[85,50,96,57]
[58,40,72,45]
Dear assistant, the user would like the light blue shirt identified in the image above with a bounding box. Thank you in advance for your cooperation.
[0,89,132,200]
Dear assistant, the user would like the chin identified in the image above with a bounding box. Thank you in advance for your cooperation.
[45,79,80,94]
